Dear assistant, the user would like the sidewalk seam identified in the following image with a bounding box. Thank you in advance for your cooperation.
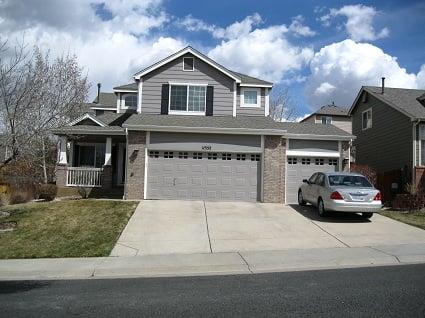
[237,252,253,274]
[203,201,213,254]
[368,246,401,263]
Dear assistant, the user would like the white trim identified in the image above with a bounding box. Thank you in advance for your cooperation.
[362,108,372,130]
[59,136,67,164]
[233,83,237,117]
[348,140,351,172]
[282,133,354,141]
[124,128,129,199]
[68,113,107,127]
[144,131,150,200]
[116,92,120,113]
[284,138,288,205]
[121,92,138,111]
[286,150,340,158]
[104,137,112,166]
[113,89,137,93]
[240,87,261,108]
[260,135,265,202]
[265,88,270,116]
[182,57,194,71]
[134,47,241,83]
[90,107,117,111]
[168,83,207,115]
[168,82,208,86]
[239,83,273,88]
[137,80,143,114]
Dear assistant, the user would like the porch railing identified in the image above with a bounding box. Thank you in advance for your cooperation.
[66,167,103,187]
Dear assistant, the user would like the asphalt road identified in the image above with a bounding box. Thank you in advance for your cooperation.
[1,264,425,317]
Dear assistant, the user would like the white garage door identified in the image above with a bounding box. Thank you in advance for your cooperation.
[146,151,260,202]
[286,157,338,204]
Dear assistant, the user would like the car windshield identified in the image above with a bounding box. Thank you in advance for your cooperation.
[328,175,373,188]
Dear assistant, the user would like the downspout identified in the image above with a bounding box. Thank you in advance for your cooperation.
[413,119,421,186]
[123,128,129,200]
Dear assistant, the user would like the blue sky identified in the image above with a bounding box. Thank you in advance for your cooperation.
[1,0,424,120]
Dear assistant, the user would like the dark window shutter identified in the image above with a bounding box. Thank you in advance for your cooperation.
[206,86,214,116]
[161,84,169,115]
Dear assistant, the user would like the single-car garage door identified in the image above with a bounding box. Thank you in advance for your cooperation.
[146,151,260,202]
[286,157,338,204]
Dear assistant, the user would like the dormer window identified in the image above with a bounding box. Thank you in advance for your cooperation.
[124,94,137,108]
[183,57,194,71]
[321,116,332,124]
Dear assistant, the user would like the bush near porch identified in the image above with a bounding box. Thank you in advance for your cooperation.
[0,200,137,259]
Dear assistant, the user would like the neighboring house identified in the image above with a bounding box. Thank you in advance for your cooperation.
[300,104,352,134]
[53,46,353,204]
[349,84,425,198]
[301,104,353,164]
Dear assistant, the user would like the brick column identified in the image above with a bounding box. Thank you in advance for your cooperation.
[263,136,286,203]
[101,165,113,190]
[125,131,146,200]
[55,163,68,187]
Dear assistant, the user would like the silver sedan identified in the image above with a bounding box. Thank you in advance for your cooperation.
[297,172,382,219]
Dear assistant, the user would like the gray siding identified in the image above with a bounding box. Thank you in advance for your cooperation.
[237,87,265,116]
[149,132,261,153]
[288,139,338,152]
[352,93,413,174]
[141,53,235,116]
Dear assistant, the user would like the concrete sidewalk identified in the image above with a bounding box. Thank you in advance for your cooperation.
[1,243,425,281]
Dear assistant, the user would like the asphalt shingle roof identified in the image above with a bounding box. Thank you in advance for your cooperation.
[231,72,273,86]
[314,105,350,116]
[363,86,425,119]
[113,83,138,91]
[86,92,117,109]
[52,125,124,135]
[96,112,133,126]
[275,122,353,137]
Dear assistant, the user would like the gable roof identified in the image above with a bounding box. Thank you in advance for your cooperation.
[133,46,273,87]
[86,92,117,110]
[300,104,350,123]
[349,86,425,119]
[113,83,138,91]
[68,113,107,127]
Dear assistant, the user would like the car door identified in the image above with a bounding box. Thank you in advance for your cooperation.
[303,173,318,203]
[311,173,325,205]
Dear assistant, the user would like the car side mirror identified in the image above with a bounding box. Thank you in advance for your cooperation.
[302,179,309,184]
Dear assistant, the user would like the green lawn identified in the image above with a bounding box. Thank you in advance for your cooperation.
[380,210,425,230]
[0,200,138,259]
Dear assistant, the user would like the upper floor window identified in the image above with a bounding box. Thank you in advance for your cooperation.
[169,84,206,114]
[183,57,194,71]
[124,94,137,108]
[241,88,260,107]
[362,108,372,130]
[321,116,332,124]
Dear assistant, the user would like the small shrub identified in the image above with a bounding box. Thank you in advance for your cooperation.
[77,187,90,199]
[9,184,35,205]
[38,184,57,201]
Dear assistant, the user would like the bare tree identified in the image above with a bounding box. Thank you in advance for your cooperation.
[269,87,297,122]
[0,39,89,183]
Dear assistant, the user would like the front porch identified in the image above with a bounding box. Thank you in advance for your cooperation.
[56,135,126,198]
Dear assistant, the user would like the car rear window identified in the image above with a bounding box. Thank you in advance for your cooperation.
[328,175,373,187]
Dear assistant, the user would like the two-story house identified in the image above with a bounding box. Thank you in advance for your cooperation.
[53,46,353,204]
[349,82,425,199]
[300,104,352,134]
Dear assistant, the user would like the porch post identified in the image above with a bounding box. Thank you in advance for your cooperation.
[104,137,112,165]
[69,141,74,166]
[59,136,68,164]
[338,141,343,172]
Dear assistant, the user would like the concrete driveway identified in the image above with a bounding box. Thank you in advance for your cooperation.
[111,200,425,256]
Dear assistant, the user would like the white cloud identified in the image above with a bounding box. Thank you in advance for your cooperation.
[294,113,310,122]
[288,15,316,37]
[321,4,389,42]
[305,39,424,108]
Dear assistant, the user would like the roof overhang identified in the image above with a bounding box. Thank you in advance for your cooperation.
[68,113,107,127]
[113,89,138,93]
[133,47,241,83]
[52,129,125,136]
[90,106,116,111]
[282,133,355,141]
[239,83,273,88]
[123,124,285,136]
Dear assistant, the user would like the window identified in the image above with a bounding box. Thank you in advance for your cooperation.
[315,158,324,165]
[222,153,232,160]
[288,157,297,164]
[169,85,206,113]
[362,108,372,130]
[328,175,373,188]
[178,152,188,159]
[193,152,203,159]
[149,151,159,158]
[183,57,194,71]
[301,158,311,165]
[124,94,137,108]
[315,174,325,186]
[164,151,174,158]
[321,116,332,124]
[250,154,260,161]
[236,154,246,161]
[308,173,318,184]
[241,88,260,107]
[76,144,105,168]
[207,153,218,160]
[328,159,338,166]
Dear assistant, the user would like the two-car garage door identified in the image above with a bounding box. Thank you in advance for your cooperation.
[146,151,260,202]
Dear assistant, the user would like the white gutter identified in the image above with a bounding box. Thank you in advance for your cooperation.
[281,133,355,141]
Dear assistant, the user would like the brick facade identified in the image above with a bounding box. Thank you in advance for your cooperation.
[263,136,286,203]
[125,131,146,199]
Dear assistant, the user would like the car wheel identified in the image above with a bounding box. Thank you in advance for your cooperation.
[298,190,306,206]
[318,198,326,217]
[362,212,373,219]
